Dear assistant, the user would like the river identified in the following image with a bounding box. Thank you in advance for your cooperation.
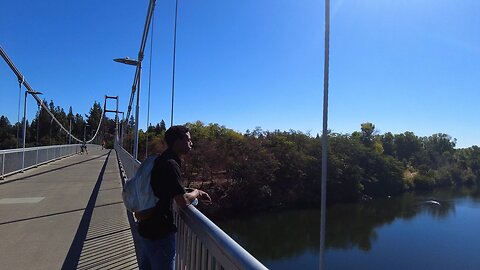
[216,187,480,270]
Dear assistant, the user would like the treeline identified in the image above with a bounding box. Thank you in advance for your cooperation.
[4,101,480,214]
[129,121,480,216]
[0,100,114,149]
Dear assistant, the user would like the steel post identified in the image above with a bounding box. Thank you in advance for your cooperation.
[22,91,27,172]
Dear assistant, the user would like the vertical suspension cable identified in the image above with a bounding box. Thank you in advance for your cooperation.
[170,0,179,127]
[320,0,330,270]
[37,102,41,146]
[146,11,154,158]
[17,78,23,148]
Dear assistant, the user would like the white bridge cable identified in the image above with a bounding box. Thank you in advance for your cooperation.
[86,111,105,144]
[0,45,103,144]
[124,0,156,129]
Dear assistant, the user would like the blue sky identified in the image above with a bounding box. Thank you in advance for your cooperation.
[1,0,479,148]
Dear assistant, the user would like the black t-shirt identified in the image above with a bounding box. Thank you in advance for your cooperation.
[137,149,186,239]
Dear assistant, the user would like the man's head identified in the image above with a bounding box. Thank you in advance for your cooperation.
[165,125,192,156]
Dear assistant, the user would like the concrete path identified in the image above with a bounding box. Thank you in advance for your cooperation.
[0,149,138,270]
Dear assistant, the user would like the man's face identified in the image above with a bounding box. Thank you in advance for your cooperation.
[177,132,193,155]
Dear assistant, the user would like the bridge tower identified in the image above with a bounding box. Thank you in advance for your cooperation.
[104,95,123,147]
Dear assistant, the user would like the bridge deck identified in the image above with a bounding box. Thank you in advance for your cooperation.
[0,149,138,270]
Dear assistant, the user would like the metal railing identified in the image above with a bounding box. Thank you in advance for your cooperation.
[0,144,96,179]
[114,143,268,270]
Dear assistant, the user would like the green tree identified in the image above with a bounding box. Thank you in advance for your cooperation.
[381,132,395,156]
[0,116,15,149]
[360,122,376,147]
[424,133,456,169]
[160,120,166,133]
[328,134,365,202]
[85,101,103,142]
[394,131,421,163]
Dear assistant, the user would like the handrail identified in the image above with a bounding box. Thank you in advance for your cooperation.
[175,205,268,270]
[0,144,95,179]
[0,144,87,154]
[114,142,268,270]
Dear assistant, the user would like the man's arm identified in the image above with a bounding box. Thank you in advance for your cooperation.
[174,189,211,208]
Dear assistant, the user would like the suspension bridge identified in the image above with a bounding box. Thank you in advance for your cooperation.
[0,0,271,268]
[1,0,332,269]
[0,143,267,270]
[0,48,269,269]
[0,44,268,269]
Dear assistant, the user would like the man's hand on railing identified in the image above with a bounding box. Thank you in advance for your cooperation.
[197,189,212,205]
[181,188,212,206]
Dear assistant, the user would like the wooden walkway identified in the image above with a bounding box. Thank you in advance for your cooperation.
[0,149,138,270]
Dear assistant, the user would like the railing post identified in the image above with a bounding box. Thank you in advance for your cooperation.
[36,148,39,167]
[1,153,4,179]
[22,150,25,172]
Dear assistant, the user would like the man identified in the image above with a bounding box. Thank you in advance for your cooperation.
[81,141,88,154]
[137,125,211,270]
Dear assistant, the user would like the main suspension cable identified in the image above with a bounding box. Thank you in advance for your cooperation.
[124,0,156,125]
[1,45,103,144]
[86,111,105,144]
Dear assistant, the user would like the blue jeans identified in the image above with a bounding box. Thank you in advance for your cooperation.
[138,232,176,270]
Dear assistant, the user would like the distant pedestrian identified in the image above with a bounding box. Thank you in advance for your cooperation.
[82,141,88,155]
[136,125,211,270]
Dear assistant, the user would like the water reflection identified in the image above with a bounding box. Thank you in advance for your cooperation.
[217,209,320,260]
[217,187,480,267]
[327,191,455,251]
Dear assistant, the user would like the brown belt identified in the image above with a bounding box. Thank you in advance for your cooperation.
[134,207,156,222]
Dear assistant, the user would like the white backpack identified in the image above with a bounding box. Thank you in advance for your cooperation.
[122,155,159,212]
